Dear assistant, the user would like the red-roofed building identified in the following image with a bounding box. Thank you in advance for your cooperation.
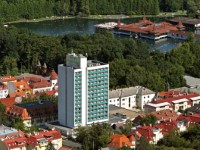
[0,129,62,150]
[107,134,135,149]
[0,98,16,107]
[19,73,56,94]
[8,80,31,98]
[176,114,200,127]
[145,93,200,112]
[115,16,185,40]
[154,119,186,135]
[129,125,163,144]
[5,101,57,128]
[157,91,186,100]
[133,109,179,125]
[27,129,62,150]
[0,76,17,85]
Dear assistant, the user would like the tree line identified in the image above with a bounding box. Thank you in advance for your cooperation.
[1,26,198,92]
[0,0,160,22]
[1,0,200,22]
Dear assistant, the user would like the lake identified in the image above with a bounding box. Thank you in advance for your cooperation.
[11,17,182,52]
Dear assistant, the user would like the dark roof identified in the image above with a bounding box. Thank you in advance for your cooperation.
[187,104,200,114]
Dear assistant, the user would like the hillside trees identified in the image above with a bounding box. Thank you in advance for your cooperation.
[0,0,160,22]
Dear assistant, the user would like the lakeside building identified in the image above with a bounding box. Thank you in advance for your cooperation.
[170,17,200,29]
[114,16,185,40]
[109,86,155,110]
[58,53,109,128]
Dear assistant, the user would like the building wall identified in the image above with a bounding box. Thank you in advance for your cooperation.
[58,65,68,126]
[0,89,8,99]
[87,65,109,124]
[58,53,109,128]
[32,87,52,94]
[109,95,137,109]
[138,93,155,110]
[174,101,188,112]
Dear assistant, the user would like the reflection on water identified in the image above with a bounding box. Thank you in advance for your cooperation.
[11,17,182,52]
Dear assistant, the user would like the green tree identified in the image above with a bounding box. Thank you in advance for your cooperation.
[140,114,157,126]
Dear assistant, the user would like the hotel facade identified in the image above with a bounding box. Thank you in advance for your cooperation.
[58,53,109,128]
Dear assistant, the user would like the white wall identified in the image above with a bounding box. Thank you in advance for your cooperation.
[109,95,137,109]
[58,65,68,126]
[0,89,8,98]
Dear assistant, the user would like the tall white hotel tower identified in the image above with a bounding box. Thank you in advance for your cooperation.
[58,53,109,128]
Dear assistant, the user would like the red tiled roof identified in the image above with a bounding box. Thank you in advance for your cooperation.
[2,130,61,149]
[50,70,58,80]
[0,98,15,107]
[9,91,26,98]
[27,130,61,146]
[5,105,31,120]
[107,134,134,149]
[133,109,178,125]
[158,91,186,98]
[152,93,199,105]
[4,136,27,149]
[29,80,51,89]
[154,120,177,135]
[14,80,31,91]
[177,114,200,124]
[129,126,154,141]
[0,76,17,83]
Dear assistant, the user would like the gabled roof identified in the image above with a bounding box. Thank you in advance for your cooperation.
[154,120,177,135]
[0,76,17,83]
[2,129,61,149]
[29,80,51,89]
[50,70,58,80]
[177,114,200,124]
[151,93,199,105]
[109,86,155,99]
[0,98,15,107]
[5,101,57,120]
[27,129,61,146]
[107,134,134,148]
[129,126,154,141]
[13,80,31,91]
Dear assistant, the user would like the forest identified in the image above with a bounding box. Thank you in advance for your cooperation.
[0,0,200,22]
[1,26,200,92]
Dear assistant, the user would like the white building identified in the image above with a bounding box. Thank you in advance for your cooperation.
[58,53,109,128]
[0,83,8,99]
[109,86,155,110]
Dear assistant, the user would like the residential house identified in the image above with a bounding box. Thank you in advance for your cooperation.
[109,86,155,110]
[154,119,186,134]
[26,129,62,150]
[0,128,62,150]
[133,109,179,125]
[5,101,57,128]
[129,125,163,144]
[145,93,200,113]
[7,80,31,98]
[107,134,135,150]
[176,114,200,127]
[0,76,17,85]
[19,73,54,94]
[186,104,200,114]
